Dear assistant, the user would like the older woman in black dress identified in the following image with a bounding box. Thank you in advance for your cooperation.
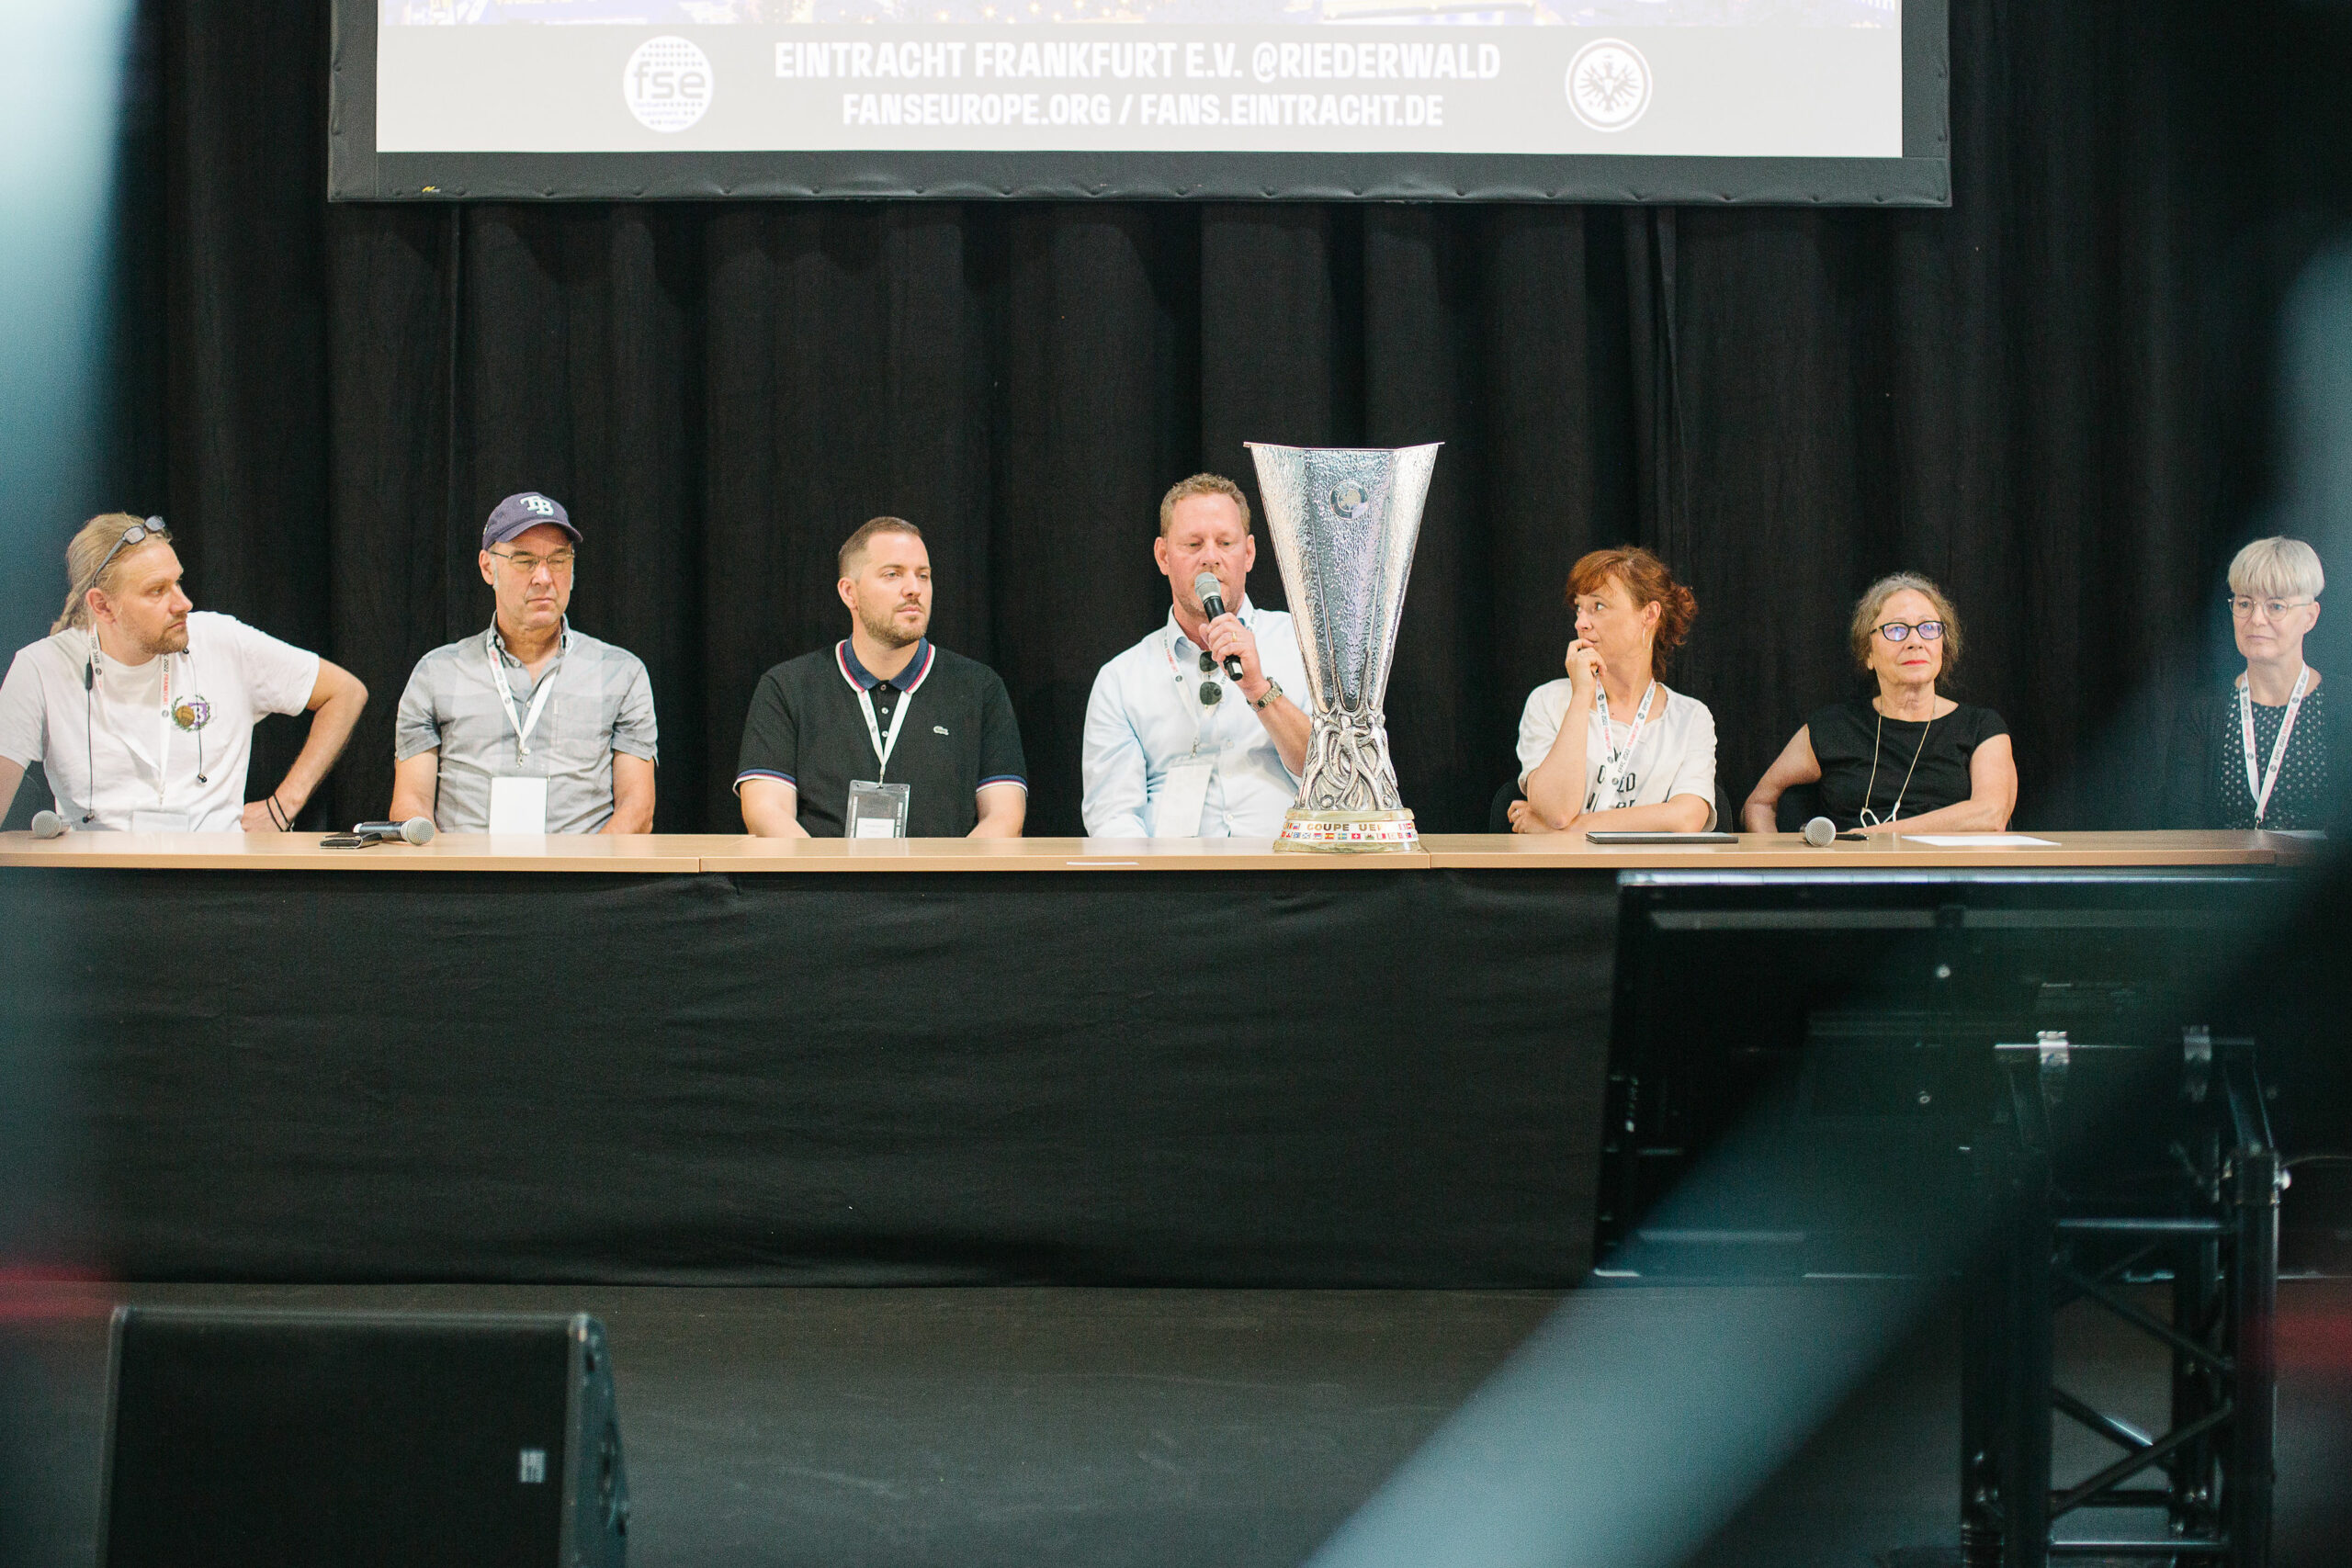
[2165,537,2346,831]
[1743,573,2018,835]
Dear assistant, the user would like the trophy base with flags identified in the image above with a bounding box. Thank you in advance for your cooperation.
[1276,807,1418,853]
[1247,440,1442,856]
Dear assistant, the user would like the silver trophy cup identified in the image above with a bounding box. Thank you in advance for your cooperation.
[1247,442,1442,852]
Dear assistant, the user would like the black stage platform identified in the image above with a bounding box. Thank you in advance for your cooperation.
[5,1281,2350,1568]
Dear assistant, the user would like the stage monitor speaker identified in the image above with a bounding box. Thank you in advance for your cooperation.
[99,1308,628,1568]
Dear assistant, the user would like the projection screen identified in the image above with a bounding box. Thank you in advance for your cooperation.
[329,0,1947,203]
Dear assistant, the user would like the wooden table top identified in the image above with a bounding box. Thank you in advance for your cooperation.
[0,829,2309,874]
[1418,829,2308,871]
[0,830,726,873]
[690,836,1431,872]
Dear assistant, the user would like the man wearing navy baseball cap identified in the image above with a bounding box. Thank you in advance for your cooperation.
[389,492,659,834]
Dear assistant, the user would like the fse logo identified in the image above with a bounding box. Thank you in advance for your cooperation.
[624,37,714,134]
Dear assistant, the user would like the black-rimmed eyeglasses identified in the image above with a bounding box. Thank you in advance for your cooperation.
[1875,620,1945,643]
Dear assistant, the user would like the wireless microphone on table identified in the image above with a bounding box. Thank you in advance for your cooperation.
[326,818,437,848]
[356,818,438,846]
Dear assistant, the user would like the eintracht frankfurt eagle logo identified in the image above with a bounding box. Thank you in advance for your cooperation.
[1566,39,1652,134]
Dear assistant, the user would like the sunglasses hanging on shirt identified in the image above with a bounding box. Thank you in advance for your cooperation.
[1197,649,1222,706]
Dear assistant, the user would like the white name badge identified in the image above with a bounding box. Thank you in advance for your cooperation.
[1150,757,1216,840]
[488,776,549,836]
[846,779,910,839]
[130,810,194,834]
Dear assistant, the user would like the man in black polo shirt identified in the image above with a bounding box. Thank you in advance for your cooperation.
[737,516,1027,838]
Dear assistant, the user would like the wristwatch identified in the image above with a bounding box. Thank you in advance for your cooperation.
[1251,680,1283,712]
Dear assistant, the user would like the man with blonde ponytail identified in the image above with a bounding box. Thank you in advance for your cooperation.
[0,513,367,831]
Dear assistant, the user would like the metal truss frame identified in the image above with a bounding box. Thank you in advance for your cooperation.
[1961,1031,2280,1568]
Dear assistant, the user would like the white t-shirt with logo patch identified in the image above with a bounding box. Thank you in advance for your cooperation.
[1515,678,1720,829]
[0,612,321,831]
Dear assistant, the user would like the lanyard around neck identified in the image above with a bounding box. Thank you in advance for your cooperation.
[1588,681,1658,811]
[1860,705,1936,828]
[845,641,926,779]
[155,656,176,805]
[2238,667,2311,825]
[856,682,915,779]
[485,628,560,760]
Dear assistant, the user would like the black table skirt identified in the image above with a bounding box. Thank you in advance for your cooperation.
[0,868,1615,1286]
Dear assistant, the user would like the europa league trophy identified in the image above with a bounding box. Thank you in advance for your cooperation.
[1247,442,1441,852]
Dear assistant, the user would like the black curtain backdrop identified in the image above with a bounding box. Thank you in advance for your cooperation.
[104,1,2352,834]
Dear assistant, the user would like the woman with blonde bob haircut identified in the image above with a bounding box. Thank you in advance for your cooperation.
[1743,572,2018,835]
[1510,546,1719,834]
[2165,536,2345,830]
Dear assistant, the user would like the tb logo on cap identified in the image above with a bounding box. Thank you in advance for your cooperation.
[483,491,577,551]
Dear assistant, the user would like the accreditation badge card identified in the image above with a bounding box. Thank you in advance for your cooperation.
[488,776,549,836]
[847,780,910,840]
[1149,757,1216,840]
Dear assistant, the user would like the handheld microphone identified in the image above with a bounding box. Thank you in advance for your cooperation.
[351,818,436,846]
[29,809,66,840]
[1192,573,1247,681]
[1803,817,1838,848]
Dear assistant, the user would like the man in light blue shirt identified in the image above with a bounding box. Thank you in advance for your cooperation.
[1081,473,1316,840]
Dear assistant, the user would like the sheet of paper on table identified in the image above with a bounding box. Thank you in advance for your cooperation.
[1901,833,2061,848]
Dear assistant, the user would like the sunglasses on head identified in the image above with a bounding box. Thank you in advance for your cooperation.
[85,518,166,598]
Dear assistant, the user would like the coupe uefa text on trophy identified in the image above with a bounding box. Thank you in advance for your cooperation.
[1246,441,1441,853]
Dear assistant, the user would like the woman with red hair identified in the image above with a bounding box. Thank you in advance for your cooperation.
[1510,546,1718,835]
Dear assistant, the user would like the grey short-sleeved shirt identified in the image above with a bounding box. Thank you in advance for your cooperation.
[395,621,657,834]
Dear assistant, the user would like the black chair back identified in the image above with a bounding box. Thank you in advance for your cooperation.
[1774,783,1824,832]
[1487,778,1522,834]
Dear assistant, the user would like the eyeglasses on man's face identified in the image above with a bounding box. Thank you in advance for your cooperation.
[1876,620,1945,643]
[490,548,576,576]
[2228,595,2313,623]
